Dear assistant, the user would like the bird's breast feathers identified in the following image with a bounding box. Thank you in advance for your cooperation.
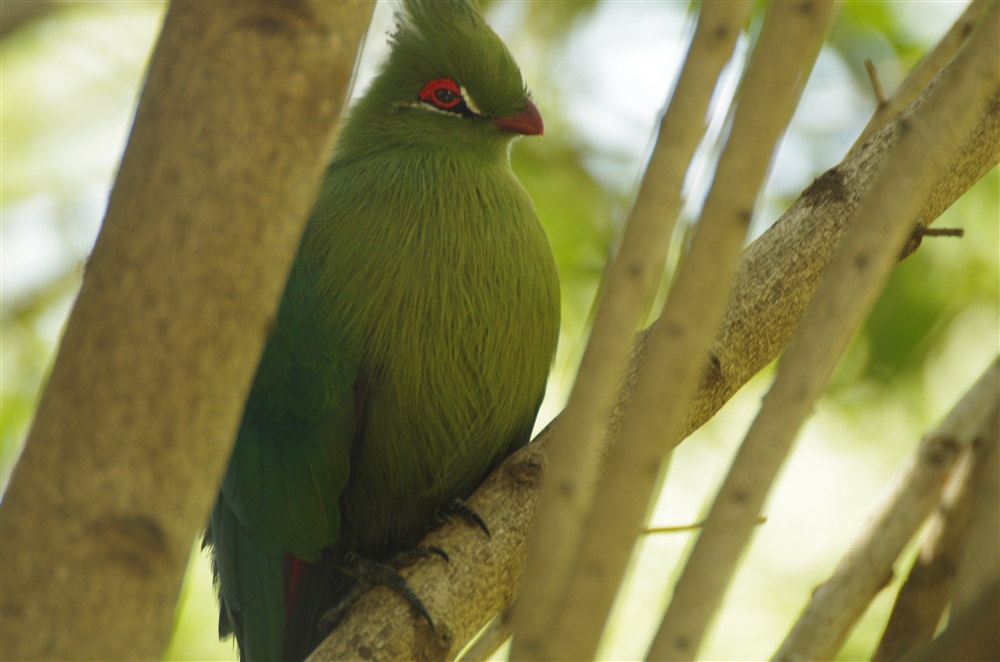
[305,154,558,553]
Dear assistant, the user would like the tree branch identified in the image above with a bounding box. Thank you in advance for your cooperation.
[0,3,374,659]
[850,0,993,153]
[549,3,841,658]
[511,4,754,655]
[774,360,999,661]
[873,363,1000,660]
[653,6,999,658]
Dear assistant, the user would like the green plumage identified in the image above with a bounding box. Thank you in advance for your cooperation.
[206,1,559,659]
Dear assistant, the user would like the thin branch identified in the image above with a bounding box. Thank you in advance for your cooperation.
[509,2,754,657]
[646,516,766,535]
[776,360,999,661]
[948,396,1000,613]
[651,6,1000,660]
[864,58,887,105]
[544,3,841,659]
[0,3,374,659]
[873,361,1000,660]
[850,0,992,153]
[900,581,1000,661]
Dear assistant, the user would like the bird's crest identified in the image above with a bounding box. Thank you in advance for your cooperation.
[379,0,529,119]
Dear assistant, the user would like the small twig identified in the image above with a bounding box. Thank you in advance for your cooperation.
[645,516,767,536]
[865,58,887,106]
[898,225,965,260]
[851,0,993,153]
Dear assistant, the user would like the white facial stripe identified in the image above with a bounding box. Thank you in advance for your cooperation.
[460,86,482,116]
[403,101,463,118]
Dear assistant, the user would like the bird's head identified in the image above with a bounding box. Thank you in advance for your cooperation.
[344,0,543,155]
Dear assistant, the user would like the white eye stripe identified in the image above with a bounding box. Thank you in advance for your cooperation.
[459,86,482,115]
[404,101,463,118]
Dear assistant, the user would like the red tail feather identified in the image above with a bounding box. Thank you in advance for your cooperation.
[284,553,307,628]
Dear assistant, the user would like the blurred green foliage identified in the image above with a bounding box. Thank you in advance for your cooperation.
[2,2,995,660]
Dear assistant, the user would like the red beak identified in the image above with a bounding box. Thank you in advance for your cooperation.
[493,98,544,136]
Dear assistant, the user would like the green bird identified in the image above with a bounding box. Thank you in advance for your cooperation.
[205,1,559,659]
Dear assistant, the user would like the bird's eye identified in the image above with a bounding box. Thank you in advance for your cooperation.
[419,78,463,110]
[435,88,458,105]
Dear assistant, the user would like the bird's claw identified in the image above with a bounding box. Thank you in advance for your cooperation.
[439,497,491,538]
[323,550,443,633]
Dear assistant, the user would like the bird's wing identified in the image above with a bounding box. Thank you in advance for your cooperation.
[210,259,356,660]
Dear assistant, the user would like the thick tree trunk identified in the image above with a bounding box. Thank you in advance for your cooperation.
[0,3,373,660]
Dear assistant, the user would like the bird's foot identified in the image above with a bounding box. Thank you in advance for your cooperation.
[392,544,450,566]
[436,497,491,538]
[320,549,448,633]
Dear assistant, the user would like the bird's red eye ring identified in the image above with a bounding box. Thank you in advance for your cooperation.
[419,78,463,109]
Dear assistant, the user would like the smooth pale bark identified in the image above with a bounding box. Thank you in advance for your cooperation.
[0,3,374,660]
[545,3,841,659]
[510,5,754,656]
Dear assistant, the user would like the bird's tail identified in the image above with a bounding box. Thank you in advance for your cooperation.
[208,498,286,662]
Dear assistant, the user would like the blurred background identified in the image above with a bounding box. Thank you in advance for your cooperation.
[2,1,996,659]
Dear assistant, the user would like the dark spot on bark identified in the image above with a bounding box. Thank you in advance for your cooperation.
[237,4,315,38]
[801,167,849,208]
[507,459,543,488]
[924,435,960,467]
[854,252,869,271]
[708,352,722,375]
[557,479,575,498]
[674,634,692,652]
[627,261,644,279]
[90,513,171,579]
[731,488,749,505]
